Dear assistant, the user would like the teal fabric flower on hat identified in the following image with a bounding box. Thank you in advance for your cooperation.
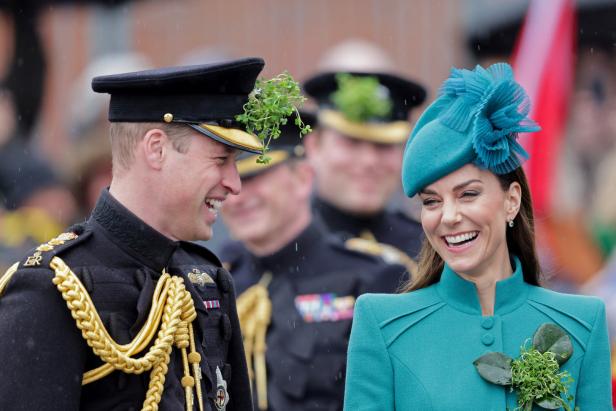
[401,63,540,197]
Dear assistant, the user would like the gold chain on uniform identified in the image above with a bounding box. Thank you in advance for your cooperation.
[236,272,272,411]
[0,233,206,411]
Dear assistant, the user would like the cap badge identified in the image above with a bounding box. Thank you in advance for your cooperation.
[163,113,173,123]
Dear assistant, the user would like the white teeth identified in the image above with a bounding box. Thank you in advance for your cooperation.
[205,199,223,212]
[445,231,478,245]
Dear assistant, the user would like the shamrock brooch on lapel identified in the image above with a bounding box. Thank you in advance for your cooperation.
[473,323,575,411]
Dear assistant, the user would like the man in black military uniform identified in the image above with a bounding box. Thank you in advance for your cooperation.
[303,70,427,270]
[219,116,408,411]
[0,58,271,410]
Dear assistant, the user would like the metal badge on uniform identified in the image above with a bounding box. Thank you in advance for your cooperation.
[187,268,215,287]
[215,366,229,411]
[294,293,356,323]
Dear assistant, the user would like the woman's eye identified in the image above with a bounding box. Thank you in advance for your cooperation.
[462,191,479,198]
[422,198,438,206]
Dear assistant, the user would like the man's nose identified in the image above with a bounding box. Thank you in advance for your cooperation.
[222,161,242,195]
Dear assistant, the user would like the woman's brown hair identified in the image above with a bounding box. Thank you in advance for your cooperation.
[400,166,541,293]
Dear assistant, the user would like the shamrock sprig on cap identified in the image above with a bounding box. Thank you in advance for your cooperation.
[331,73,392,123]
[473,323,576,411]
[236,71,311,164]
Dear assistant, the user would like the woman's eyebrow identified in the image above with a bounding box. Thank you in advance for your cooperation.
[452,179,482,191]
[420,179,483,195]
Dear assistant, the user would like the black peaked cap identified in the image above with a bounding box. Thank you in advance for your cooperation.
[91,57,265,124]
[304,71,426,121]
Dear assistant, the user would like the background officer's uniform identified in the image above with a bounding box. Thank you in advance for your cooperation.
[223,224,407,411]
[0,59,267,411]
[220,121,408,411]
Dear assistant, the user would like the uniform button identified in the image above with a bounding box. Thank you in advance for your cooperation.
[482,333,495,346]
[217,268,231,293]
[481,317,494,329]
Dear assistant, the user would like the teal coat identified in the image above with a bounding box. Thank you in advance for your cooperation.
[344,258,612,410]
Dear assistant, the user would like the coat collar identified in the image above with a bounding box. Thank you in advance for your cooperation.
[90,188,179,272]
[436,256,529,315]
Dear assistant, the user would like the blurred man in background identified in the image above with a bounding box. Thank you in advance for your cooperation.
[304,41,427,273]
[220,114,408,411]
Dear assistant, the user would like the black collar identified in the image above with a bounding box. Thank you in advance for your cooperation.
[90,189,178,272]
[312,196,386,238]
[256,221,324,275]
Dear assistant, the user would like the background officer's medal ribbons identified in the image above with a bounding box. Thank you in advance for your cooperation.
[294,293,356,323]
[215,366,229,411]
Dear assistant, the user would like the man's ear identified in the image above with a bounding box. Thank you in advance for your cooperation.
[505,181,522,221]
[141,128,168,170]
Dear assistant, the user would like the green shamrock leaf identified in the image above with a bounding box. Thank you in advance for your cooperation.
[236,71,311,164]
[532,323,573,366]
[473,323,575,411]
[536,396,567,410]
[473,352,513,385]
[331,73,392,123]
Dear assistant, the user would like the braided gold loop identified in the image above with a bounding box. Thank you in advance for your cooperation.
[51,257,177,376]
[236,272,273,410]
[83,276,171,384]
[254,289,272,411]
[141,277,183,411]
[181,347,194,411]
[49,259,203,411]
[189,323,204,411]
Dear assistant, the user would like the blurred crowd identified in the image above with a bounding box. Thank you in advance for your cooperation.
[1,0,616,368]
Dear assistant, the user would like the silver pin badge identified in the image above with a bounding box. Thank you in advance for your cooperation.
[215,366,229,411]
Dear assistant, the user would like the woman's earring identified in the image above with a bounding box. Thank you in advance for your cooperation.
[508,219,514,228]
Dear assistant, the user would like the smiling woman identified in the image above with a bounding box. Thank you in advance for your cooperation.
[343,63,612,411]
[409,164,540,294]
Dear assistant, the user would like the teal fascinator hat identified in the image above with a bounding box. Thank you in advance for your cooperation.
[401,63,540,197]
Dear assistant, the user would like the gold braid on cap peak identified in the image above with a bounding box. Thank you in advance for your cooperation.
[50,256,204,411]
[236,272,272,411]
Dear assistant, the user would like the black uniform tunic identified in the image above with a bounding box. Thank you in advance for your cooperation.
[0,189,252,411]
[313,196,424,259]
[220,222,407,411]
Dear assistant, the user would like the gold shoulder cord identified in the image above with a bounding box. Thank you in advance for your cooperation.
[236,272,272,411]
[0,262,20,296]
[347,232,418,277]
[50,256,204,411]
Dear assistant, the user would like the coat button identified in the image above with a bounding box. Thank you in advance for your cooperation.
[481,317,494,329]
[481,333,495,346]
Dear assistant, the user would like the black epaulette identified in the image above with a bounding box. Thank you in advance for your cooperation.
[218,241,249,273]
[18,224,92,270]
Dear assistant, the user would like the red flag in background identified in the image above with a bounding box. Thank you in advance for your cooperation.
[512,0,576,217]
